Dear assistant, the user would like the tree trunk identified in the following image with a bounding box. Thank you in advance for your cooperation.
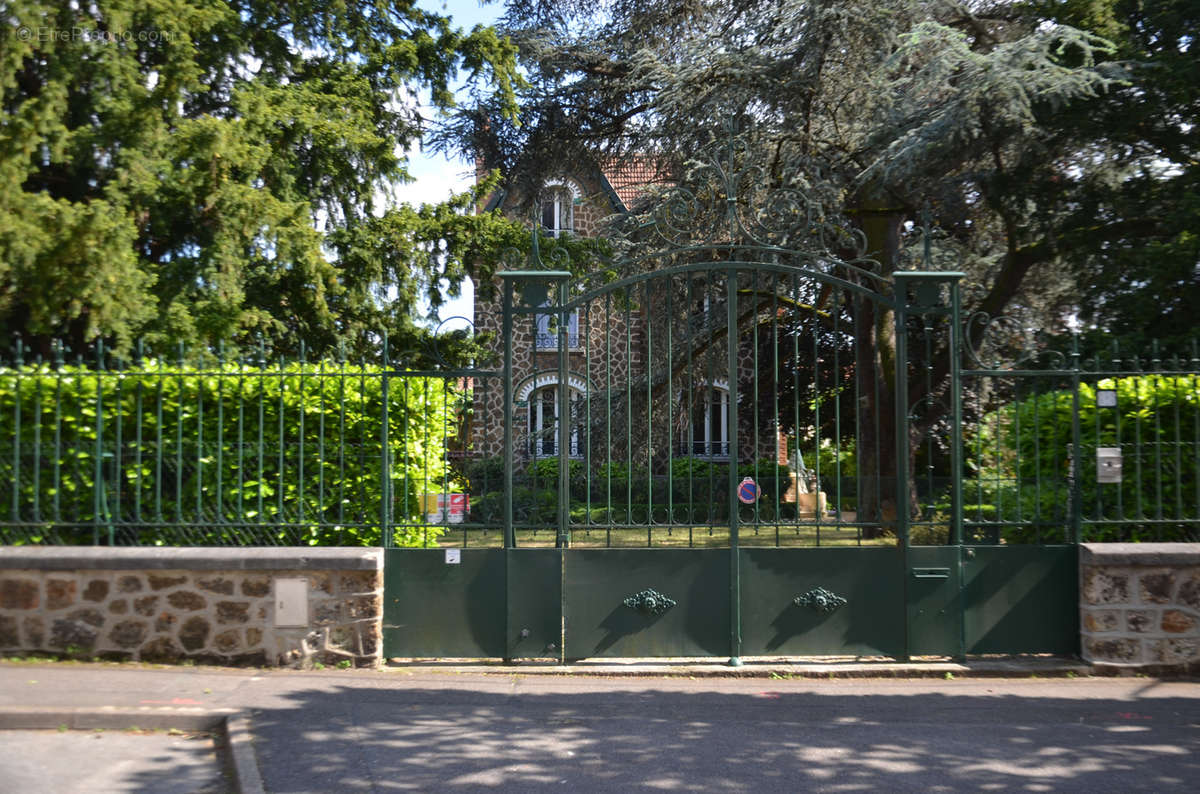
[850,200,912,539]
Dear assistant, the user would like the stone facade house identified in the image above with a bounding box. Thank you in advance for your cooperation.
[468,160,792,480]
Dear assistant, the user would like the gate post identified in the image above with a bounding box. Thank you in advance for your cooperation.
[557,277,571,549]
[501,279,515,551]
[380,331,391,549]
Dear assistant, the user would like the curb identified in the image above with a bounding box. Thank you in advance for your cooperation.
[384,657,1096,679]
[0,706,265,794]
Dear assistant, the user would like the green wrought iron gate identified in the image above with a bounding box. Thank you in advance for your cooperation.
[382,141,1081,662]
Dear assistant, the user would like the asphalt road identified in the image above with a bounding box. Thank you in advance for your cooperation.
[1,664,1198,792]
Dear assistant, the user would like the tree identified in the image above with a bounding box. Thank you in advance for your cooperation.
[1,0,522,361]
[442,0,1184,535]
[1027,0,1200,354]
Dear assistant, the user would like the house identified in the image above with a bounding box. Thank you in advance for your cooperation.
[466,158,807,509]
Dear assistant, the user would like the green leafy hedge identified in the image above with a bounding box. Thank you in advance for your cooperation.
[0,363,462,546]
[966,375,1200,542]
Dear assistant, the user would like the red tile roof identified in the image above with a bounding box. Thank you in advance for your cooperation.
[602,156,673,211]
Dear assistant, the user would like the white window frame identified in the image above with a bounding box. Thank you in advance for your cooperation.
[681,381,730,460]
[518,374,589,459]
[535,306,580,350]
[539,179,579,238]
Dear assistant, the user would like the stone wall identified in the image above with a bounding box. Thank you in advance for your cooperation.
[1080,543,1200,674]
[0,548,383,668]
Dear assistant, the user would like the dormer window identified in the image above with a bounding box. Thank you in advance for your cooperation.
[539,184,575,238]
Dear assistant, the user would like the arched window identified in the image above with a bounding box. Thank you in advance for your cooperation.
[527,384,584,458]
[680,384,730,459]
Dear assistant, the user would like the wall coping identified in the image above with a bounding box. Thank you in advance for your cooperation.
[0,546,382,572]
[1080,543,1200,567]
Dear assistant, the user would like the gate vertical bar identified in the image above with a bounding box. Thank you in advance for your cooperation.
[502,279,515,551]
[1070,335,1083,544]
[949,277,964,547]
[727,268,742,667]
[502,277,515,662]
[381,331,391,548]
[893,276,911,662]
[948,275,966,661]
[557,277,570,548]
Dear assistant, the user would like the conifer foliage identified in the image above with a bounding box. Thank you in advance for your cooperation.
[1,0,522,359]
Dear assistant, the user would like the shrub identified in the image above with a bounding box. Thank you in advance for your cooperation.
[967,375,1200,542]
[0,362,461,546]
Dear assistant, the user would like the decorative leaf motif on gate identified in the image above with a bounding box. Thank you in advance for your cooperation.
[623,588,677,616]
[793,586,847,613]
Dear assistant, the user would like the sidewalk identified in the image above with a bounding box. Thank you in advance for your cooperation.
[1,659,1197,793]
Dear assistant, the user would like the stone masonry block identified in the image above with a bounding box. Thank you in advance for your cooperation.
[1083,568,1129,605]
[49,617,98,651]
[1161,610,1197,634]
[148,574,187,591]
[338,571,381,594]
[197,577,235,595]
[307,572,333,594]
[179,616,211,651]
[1085,637,1142,664]
[346,594,382,620]
[108,620,148,649]
[242,577,271,598]
[81,579,109,602]
[133,595,159,616]
[216,601,250,624]
[1148,638,1200,665]
[311,599,340,626]
[116,575,144,593]
[0,578,39,610]
[69,608,105,628]
[0,615,18,647]
[1082,610,1120,633]
[22,616,44,647]
[1139,571,1174,604]
[45,578,77,610]
[139,636,183,663]
[213,630,241,654]
[166,591,207,611]
[1178,572,1200,611]
[1126,610,1156,633]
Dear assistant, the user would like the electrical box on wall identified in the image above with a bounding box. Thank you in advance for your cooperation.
[1096,447,1123,484]
[274,578,308,627]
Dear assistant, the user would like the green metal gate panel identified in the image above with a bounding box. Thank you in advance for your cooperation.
[907,546,963,657]
[963,545,1079,654]
[507,549,563,660]
[563,549,730,659]
[740,548,905,657]
[383,548,563,659]
[382,548,506,658]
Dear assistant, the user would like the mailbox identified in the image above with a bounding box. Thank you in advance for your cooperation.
[1096,447,1123,484]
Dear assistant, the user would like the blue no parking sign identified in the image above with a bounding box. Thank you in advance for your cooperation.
[737,477,759,504]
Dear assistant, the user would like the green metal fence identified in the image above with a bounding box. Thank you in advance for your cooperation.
[0,337,480,546]
[454,261,915,550]
[955,337,1200,544]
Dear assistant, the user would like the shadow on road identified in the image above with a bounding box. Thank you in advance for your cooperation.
[204,682,1200,792]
